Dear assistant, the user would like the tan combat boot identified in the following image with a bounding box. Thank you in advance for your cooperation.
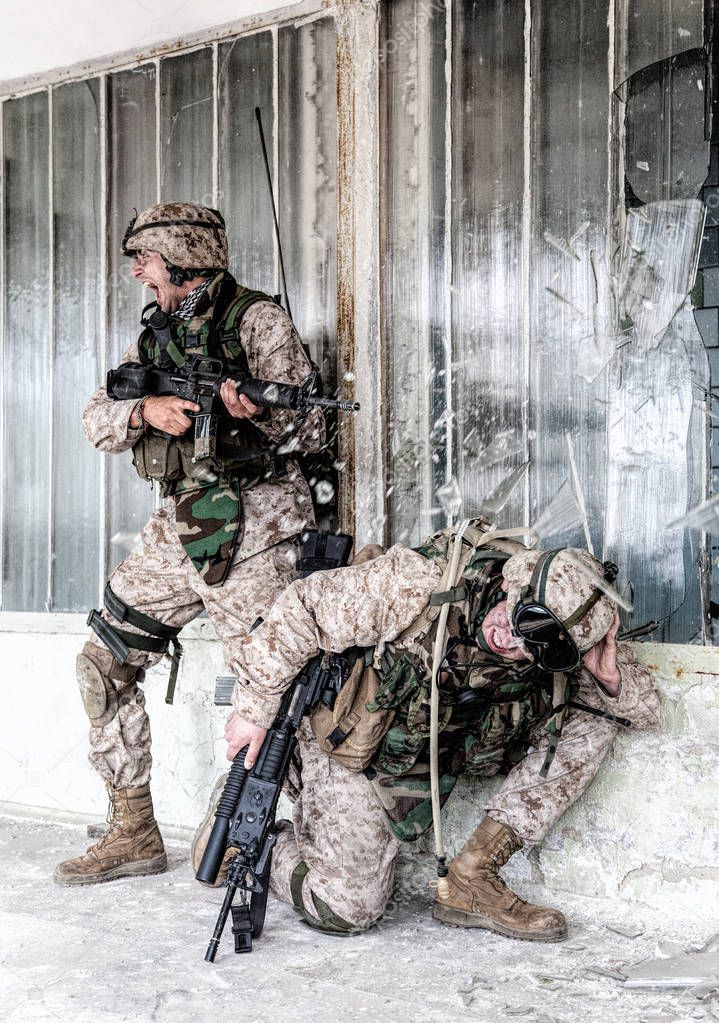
[433,816,567,942]
[53,784,167,886]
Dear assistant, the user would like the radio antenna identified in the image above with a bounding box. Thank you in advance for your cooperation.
[255,106,292,323]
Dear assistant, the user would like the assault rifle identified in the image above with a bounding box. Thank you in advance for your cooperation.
[106,356,359,466]
[196,529,354,963]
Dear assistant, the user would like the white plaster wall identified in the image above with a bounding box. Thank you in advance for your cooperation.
[0,0,307,88]
[0,614,229,833]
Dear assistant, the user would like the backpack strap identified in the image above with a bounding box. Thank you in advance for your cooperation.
[393,521,530,651]
[215,287,278,369]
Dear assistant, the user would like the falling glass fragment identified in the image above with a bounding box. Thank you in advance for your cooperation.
[466,429,524,470]
[314,480,335,505]
[110,531,140,551]
[574,332,619,384]
[563,549,634,612]
[667,494,719,532]
[435,477,463,520]
[480,462,529,519]
[530,480,585,542]
[566,433,594,554]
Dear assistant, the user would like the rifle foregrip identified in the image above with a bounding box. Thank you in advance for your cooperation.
[195,750,249,885]
[236,379,299,410]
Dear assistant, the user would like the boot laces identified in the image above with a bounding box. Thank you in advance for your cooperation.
[93,791,126,851]
[488,834,516,869]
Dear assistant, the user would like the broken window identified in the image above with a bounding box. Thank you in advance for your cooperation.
[382,0,713,642]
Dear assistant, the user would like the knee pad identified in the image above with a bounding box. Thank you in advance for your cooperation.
[290,861,369,935]
[76,643,143,726]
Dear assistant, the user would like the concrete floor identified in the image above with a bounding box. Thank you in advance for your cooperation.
[1,812,716,1023]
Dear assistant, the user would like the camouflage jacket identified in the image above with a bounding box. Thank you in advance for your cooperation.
[83,273,324,566]
[230,541,661,838]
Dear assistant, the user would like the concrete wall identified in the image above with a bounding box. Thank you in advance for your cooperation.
[0,613,228,836]
[1,618,717,924]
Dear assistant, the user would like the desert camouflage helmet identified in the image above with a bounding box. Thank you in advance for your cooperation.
[122,201,228,270]
[503,547,617,653]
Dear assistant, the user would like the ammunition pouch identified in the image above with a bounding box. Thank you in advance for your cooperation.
[308,541,394,771]
[131,421,279,492]
[87,583,184,704]
[132,432,185,484]
[310,650,395,772]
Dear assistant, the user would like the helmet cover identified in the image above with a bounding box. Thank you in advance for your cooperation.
[122,201,228,270]
[503,548,616,653]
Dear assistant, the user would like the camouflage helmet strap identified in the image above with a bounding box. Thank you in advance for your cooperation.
[526,547,603,630]
[526,549,562,603]
[563,588,603,629]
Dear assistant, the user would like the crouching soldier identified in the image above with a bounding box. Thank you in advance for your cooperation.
[194,521,660,941]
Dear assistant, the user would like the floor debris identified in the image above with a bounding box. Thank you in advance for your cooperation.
[2,813,717,1023]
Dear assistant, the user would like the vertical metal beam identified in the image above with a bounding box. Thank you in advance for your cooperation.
[98,73,109,606]
[212,42,219,208]
[442,0,454,516]
[335,0,382,544]
[521,0,533,527]
[155,57,162,204]
[0,99,4,609]
[272,23,281,296]
[47,86,55,610]
[154,58,162,515]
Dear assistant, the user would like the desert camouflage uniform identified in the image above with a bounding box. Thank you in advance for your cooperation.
[229,545,660,929]
[80,276,324,788]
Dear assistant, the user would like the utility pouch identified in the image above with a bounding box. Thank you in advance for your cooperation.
[132,433,184,483]
[310,652,395,772]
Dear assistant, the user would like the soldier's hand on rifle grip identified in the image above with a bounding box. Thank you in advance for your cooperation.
[225,711,267,767]
[219,378,263,420]
[130,395,201,435]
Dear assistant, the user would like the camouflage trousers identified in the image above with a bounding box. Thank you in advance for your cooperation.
[80,505,296,789]
[268,719,401,931]
[483,670,619,845]
[265,692,617,928]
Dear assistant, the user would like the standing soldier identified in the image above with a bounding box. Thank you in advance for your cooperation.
[54,202,325,886]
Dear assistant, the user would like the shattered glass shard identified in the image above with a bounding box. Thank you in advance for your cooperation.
[563,549,634,612]
[623,939,719,990]
[110,531,141,551]
[619,201,705,351]
[606,924,645,939]
[585,966,627,981]
[575,332,619,383]
[466,429,524,470]
[480,461,529,519]
[313,480,335,505]
[435,477,463,519]
[530,480,585,541]
[667,493,719,532]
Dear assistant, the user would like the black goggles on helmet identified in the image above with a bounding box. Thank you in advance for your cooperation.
[511,601,581,673]
[510,550,619,673]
